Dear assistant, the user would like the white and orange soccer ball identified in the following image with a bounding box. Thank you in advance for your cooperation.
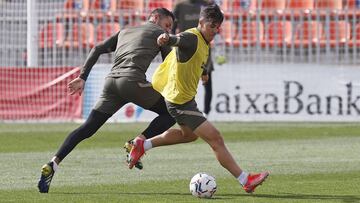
[189,173,217,198]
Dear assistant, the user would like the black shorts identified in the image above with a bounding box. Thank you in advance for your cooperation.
[94,77,162,115]
[165,99,206,131]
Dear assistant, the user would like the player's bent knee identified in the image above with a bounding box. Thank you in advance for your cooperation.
[186,133,198,142]
[208,135,225,151]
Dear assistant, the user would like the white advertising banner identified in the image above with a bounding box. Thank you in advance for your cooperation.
[86,63,360,122]
[201,63,360,121]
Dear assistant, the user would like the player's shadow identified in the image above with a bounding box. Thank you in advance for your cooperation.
[222,193,360,203]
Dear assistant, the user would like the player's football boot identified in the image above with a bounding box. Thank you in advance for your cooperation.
[37,162,55,193]
[128,138,145,169]
[243,171,269,193]
[123,140,143,170]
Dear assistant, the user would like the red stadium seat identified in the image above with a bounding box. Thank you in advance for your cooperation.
[320,21,350,47]
[91,0,117,13]
[349,22,360,47]
[287,0,314,15]
[64,0,90,16]
[346,0,360,10]
[222,0,257,14]
[96,23,121,43]
[64,23,95,48]
[238,21,264,47]
[220,20,238,46]
[147,0,173,11]
[262,21,292,47]
[315,0,343,11]
[39,23,65,48]
[261,0,286,13]
[117,0,144,11]
[293,21,323,47]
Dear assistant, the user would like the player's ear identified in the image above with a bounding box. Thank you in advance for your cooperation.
[198,18,205,28]
[154,13,160,22]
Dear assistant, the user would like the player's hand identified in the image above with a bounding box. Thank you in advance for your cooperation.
[157,33,169,46]
[68,77,85,96]
[201,74,209,85]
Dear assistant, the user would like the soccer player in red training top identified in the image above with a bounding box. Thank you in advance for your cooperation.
[128,4,269,193]
[37,8,196,193]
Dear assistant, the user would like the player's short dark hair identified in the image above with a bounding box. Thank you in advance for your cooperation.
[200,4,224,24]
[149,8,175,22]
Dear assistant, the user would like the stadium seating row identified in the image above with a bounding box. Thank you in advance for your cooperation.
[64,0,172,13]
[39,20,360,49]
[64,0,360,13]
[39,22,120,48]
[222,20,359,47]
[223,0,356,12]
[60,0,360,23]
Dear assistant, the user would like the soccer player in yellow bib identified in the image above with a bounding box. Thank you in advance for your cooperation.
[129,4,269,193]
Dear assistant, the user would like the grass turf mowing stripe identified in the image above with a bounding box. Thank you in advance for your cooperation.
[1,136,359,190]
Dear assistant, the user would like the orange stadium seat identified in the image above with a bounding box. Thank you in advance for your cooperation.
[64,23,95,48]
[239,21,264,47]
[39,23,65,48]
[147,0,173,11]
[262,21,292,47]
[96,23,121,43]
[287,0,314,15]
[293,21,323,47]
[320,21,351,47]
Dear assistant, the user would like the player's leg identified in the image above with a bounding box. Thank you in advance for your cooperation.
[142,97,176,139]
[124,96,176,169]
[119,80,174,167]
[127,99,201,169]
[194,121,269,193]
[38,77,125,193]
[37,109,111,193]
[55,77,126,163]
[193,121,242,177]
[54,110,111,163]
[144,97,198,146]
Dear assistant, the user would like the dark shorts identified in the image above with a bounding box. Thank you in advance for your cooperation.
[165,99,206,131]
[94,77,162,115]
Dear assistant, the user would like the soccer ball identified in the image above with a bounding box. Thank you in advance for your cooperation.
[189,173,217,198]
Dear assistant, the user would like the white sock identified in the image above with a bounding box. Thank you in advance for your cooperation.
[143,139,153,151]
[237,171,249,186]
[50,158,58,172]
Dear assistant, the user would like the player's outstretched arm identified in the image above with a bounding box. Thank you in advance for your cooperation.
[79,32,119,81]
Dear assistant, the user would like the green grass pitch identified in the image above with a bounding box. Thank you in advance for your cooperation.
[0,122,360,203]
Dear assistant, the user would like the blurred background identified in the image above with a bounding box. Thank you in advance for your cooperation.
[1,0,359,122]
